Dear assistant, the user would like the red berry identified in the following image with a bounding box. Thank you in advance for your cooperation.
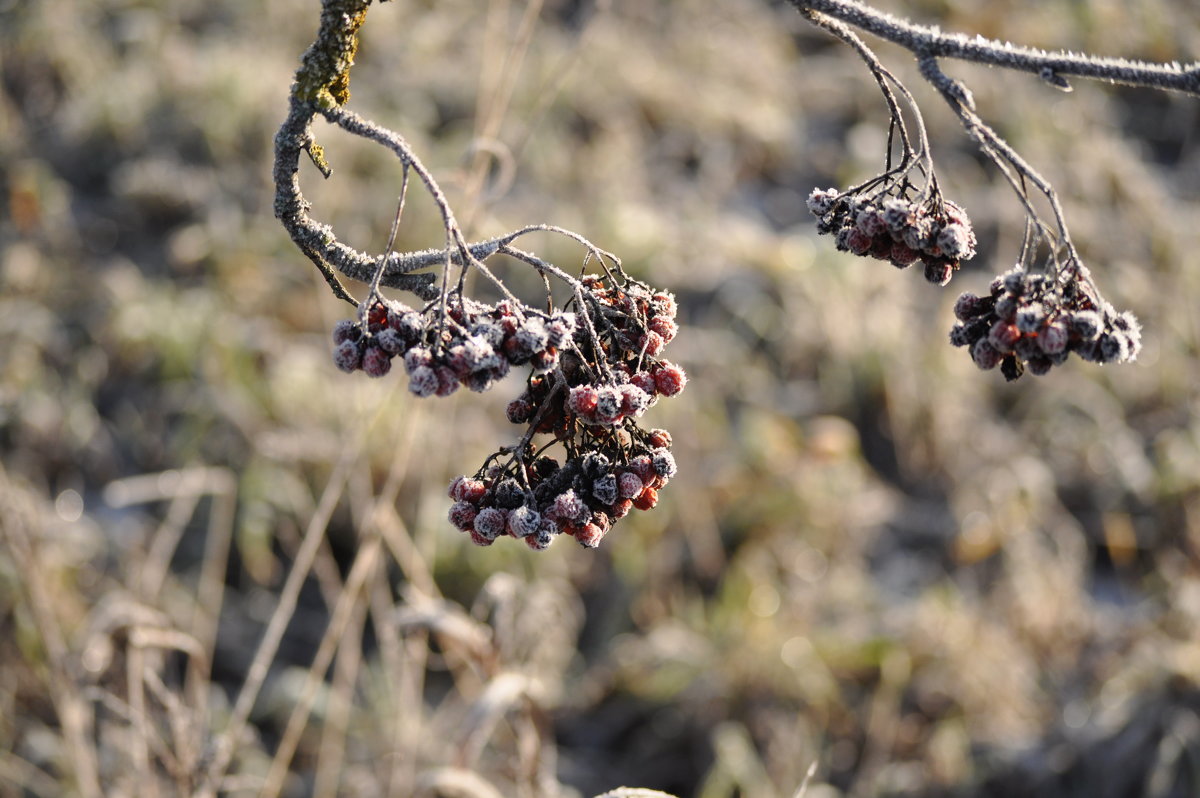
[448,501,478,531]
[469,529,495,547]
[574,522,606,549]
[632,487,659,511]
[617,471,644,499]
[647,428,672,449]
[639,330,665,356]
[568,385,599,417]
[648,315,678,343]
[653,362,687,397]
[610,499,633,519]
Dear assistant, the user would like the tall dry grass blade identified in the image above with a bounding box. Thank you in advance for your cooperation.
[312,570,367,798]
[456,671,531,769]
[196,452,356,798]
[0,467,103,798]
[259,535,383,798]
[415,766,507,798]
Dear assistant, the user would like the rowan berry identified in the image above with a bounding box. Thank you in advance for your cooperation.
[923,260,954,286]
[592,473,619,505]
[473,507,507,540]
[507,505,541,538]
[618,471,645,499]
[654,362,688,397]
[987,320,1021,352]
[553,489,590,524]
[448,501,478,532]
[333,339,363,373]
[404,346,433,374]
[408,366,439,397]
[361,344,392,378]
[972,338,1004,370]
[332,319,360,345]
[651,449,677,480]
[574,522,606,549]
[632,486,659,511]
[569,385,600,417]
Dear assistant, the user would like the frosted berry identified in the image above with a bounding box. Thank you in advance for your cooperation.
[404,346,433,374]
[507,505,541,538]
[651,449,677,480]
[361,345,392,378]
[592,473,619,505]
[473,507,507,541]
[647,428,672,449]
[408,366,439,397]
[332,319,360,345]
[448,501,478,532]
[552,490,590,525]
[972,339,1004,370]
[333,339,363,373]
[574,522,606,549]
[618,471,645,500]
[653,362,688,397]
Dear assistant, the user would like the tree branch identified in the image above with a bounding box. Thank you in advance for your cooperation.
[789,0,1200,96]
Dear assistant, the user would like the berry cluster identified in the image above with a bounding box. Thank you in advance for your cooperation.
[446,434,676,550]
[807,188,977,285]
[950,265,1142,380]
[330,273,685,551]
[332,298,572,395]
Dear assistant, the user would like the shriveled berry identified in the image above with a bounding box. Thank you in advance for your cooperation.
[1015,303,1045,334]
[434,366,460,397]
[953,292,985,322]
[469,529,496,547]
[639,330,665,357]
[507,397,536,424]
[648,315,678,343]
[1070,310,1103,341]
[923,259,954,286]
[889,241,920,268]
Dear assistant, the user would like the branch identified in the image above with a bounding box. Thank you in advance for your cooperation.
[789,0,1200,96]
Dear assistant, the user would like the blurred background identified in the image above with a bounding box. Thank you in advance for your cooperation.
[3,0,1200,796]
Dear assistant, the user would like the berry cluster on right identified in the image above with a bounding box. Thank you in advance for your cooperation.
[950,265,1142,381]
[807,188,977,286]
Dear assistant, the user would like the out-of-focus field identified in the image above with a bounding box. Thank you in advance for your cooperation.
[3,1,1200,796]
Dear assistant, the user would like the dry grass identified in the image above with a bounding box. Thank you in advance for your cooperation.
[2,0,1200,796]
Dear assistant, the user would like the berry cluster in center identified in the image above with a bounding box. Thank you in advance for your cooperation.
[808,188,977,285]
